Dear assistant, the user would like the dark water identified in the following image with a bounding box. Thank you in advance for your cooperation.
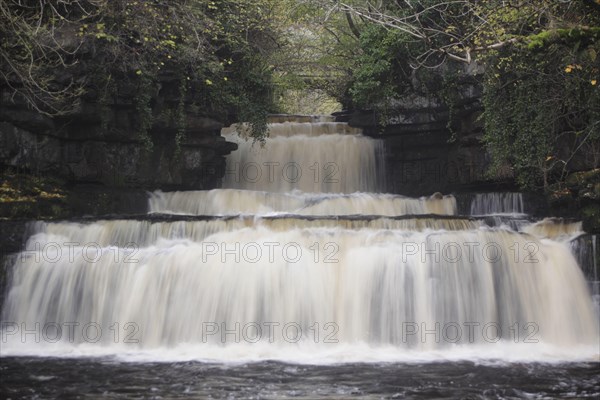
[1,358,598,399]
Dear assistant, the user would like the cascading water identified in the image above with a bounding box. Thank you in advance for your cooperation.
[1,116,598,365]
[148,189,457,216]
[469,192,525,215]
[221,120,385,193]
[571,234,600,315]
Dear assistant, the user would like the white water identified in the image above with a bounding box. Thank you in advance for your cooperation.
[522,218,583,241]
[3,228,598,361]
[2,116,599,364]
[221,121,383,193]
[24,217,481,248]
[149,189,456,216]
[470,193,525,216]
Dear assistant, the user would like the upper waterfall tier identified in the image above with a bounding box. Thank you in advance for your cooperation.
[149,189,457,216]
[266,114,336,124]
[222,121,362,137]
[221,121,384,193]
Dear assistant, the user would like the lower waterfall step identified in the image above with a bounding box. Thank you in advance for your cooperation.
[2,223,598,359]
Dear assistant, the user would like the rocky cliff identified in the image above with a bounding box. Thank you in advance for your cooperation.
[340,69,599,232]
[342,66,516,197]
[1,86,236,191]
[1,71,238,219]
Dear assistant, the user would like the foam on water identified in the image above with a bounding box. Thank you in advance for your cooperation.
[2,341,598,365]
[522,218,584,241]
[2,228,597,363]
[148,189,456,216]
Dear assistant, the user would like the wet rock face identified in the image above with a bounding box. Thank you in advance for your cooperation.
[0,220,28,310]
[0,75,237,191]
[0,220,30,256]
[548,169,600,233]
[346,80,502,197]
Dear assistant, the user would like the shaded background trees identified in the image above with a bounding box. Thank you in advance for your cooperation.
[286,0,600,190]
[2,0,599,190]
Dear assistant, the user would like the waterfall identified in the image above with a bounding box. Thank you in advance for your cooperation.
[470,193,525,215]
[571,234,600,315]
[221,121,385,193]
[148,190,457,216]
[24,216,482,248]
[3,229,597,351]
[1,116,598,363]
[522,218,583,240]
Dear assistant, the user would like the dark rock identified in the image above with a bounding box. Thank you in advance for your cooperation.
[582,204,600,233]
[331,110,352,122]
[0,122,63,173]
[0,67,237,191]
[186,115,223,134]
[347,66,503,196]
[64,185,149,216]
[547,169,600,233]
[0,107,55,132]
[0,219,31,255]
[0,253,19,312]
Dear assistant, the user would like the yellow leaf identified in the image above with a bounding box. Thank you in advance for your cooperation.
[592,80,597,86]
[564,67,572,73]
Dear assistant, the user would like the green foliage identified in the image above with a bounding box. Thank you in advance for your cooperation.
[98,74,115,134]
[134,75,155,152]
[0,0,96,115]
[266,0,361,112]
[1,0,280,141]
[175,78,188,158]
[437,74,464,142]
[302,0,600,190]
[0,170,65,203]
[91,0,280,141]
[527,28,600,50]
[348,23,460,126]
[350,25,410,110]
[482,30,600,190]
